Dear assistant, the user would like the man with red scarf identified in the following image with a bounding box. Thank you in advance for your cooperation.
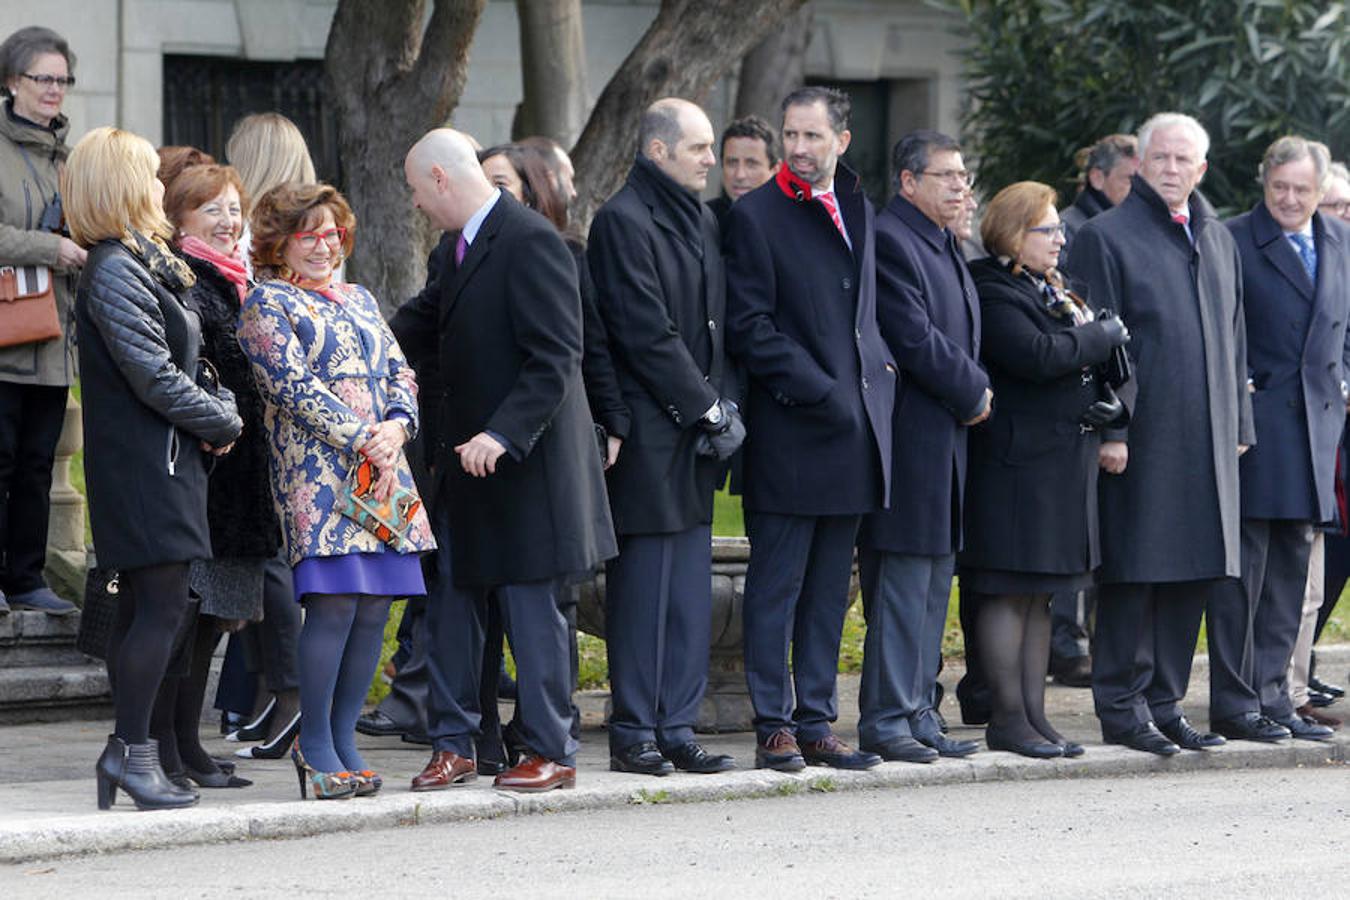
[725,86,895,771]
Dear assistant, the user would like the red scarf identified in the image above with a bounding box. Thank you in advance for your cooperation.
[776,165,816,201]
[178,235,249,305]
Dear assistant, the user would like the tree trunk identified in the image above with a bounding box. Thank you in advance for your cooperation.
[512,0,589,147]
[735,6,814,125]
[569,0,809,230]
[325,0,486,316]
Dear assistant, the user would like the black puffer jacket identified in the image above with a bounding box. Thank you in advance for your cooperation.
[181,253,281,559]
[77,237,241,570]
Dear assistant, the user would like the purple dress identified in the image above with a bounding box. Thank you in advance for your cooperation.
[292,550,425,602]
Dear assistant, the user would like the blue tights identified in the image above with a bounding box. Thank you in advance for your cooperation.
[297,594,391,773]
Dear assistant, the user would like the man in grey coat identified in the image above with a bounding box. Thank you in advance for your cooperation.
[1067,112,1255,756]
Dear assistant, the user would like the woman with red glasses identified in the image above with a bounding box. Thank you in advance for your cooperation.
[238,182,435,799]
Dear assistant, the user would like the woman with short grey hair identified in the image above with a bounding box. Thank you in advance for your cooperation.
[0,26,84,617]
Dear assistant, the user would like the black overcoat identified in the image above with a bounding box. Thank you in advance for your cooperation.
[859,195,988,556]
[1059,185,1110,263]
[957,258,1121,575]
[1228,202,1350,522]
[571,237,631,442]
[1066,175,1254,583]
[391,194,616,587]
[588,161,730,535]
[76,240,242,570]
[180,254,282,559]
[725,164,895,516]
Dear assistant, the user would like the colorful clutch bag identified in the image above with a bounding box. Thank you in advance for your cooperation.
[339,458,423,551]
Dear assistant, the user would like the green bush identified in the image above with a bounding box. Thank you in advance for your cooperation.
[937,0,1350,216]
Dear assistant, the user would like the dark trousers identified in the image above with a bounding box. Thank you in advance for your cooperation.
[955,584,991,717]
[1208,519,1311,720]
[742,512,859,744]
[857,550,954,745]
[0,382,67,594]
[1050,588,1094,663]
[605,524,713,752]
[1241,519,1315,721]
[424,505,577,765]
[1092,580,1210,735]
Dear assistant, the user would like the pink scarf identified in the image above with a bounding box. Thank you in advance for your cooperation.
[177,235,249,304]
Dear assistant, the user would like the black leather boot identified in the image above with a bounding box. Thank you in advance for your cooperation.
[96,736,200,811]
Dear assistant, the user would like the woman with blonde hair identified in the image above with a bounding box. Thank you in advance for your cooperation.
[958,180,1130,758]
[65,126,242,809]
[238,182,433,799]
[225,112,316,206]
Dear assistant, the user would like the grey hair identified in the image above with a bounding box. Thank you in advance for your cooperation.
[1258,135,1332,191]
[1331,161,1350,185]
[890,130,962,193]
[1137,112,1210,161]
[638,101,685,158]
[0,26,76,98]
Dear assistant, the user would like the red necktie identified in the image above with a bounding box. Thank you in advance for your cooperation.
[455,233,468,266]
[1171,212,1189,226]
[817,191,847,240]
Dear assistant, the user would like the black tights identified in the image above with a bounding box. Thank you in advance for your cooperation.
[976,593,1064,744]
[150,614,223,775]
[105,562,193,745]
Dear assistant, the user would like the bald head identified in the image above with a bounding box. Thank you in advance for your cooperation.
[638,98,715,193]
[405,128,496,231]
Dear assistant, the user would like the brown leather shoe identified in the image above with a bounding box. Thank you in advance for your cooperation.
[755,727,805,771]
[411,751,477,791]
[1296,704,1343,729]
[493,755,576,793]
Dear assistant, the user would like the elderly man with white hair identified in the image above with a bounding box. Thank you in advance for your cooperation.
[392,128,617,793]
[1066,112,1255,756]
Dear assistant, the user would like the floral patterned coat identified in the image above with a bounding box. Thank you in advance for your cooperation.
[237,279,435,564]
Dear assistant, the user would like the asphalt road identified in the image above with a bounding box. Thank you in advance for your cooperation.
[2,765,1344,898]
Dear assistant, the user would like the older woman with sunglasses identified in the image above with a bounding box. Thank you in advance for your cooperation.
[238,183,434,799]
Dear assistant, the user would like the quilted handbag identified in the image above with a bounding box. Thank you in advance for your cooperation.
[75,567,121,660]
[339,458,423,551]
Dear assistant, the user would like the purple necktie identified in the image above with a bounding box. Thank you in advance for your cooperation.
[455,233,468,266]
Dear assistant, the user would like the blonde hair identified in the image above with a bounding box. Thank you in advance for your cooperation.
[981,181,1059,275]
[225,113,317,201]
[63,126,172,247]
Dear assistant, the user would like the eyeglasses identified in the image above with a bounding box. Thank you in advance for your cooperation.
[20,73,75,90]
[1026,223,1067,238]
[1319,200,1350,216]
[291,227,347,250]
[921,169,975,188]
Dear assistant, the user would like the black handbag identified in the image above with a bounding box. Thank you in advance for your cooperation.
[1095,308,1133,388]
[75,567,121,660]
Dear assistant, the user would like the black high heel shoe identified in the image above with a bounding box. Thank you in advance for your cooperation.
[985,727,1064,759]
[234,711,301,760]
[96,736,199,811]
[225,696,276,743]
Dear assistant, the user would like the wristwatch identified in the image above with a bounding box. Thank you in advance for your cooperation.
[703,401,724,426]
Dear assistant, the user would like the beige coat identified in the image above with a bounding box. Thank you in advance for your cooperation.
[0,102,77,386]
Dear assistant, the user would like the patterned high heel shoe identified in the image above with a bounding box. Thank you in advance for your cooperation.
[352,770,383,797]
[290,741,356,801]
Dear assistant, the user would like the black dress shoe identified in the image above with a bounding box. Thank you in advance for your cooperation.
[915,732,979,758]
[1051,655,1094,688]
[985,727,1062,759]
[1059,741,1085,758]
[1103,722,1181,756]
[610,741,674,776]
[1157,716,1226,750]
[1308,675,1345,699]
[355,710,412,737]
[400,731,433,746]
[1210,712,1291,743]
[1271,714,1335,742]
[1307,689,1336,708]
[800,734,882,770]
[664,742,736,773]
[861,736,939,764]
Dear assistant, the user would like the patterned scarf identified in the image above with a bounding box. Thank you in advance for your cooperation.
[123,230,196,293]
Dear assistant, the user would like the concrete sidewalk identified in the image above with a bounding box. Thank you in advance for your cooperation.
[1,646,1345,864]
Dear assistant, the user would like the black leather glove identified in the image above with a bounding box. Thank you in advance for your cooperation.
[1097,315,1130,347]
[1081,383,1125,429]
[694,399,746,460]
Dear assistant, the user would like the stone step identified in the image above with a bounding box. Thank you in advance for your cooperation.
[0,609,93,669]
[0,644,91,668]
[0,664,112,725]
